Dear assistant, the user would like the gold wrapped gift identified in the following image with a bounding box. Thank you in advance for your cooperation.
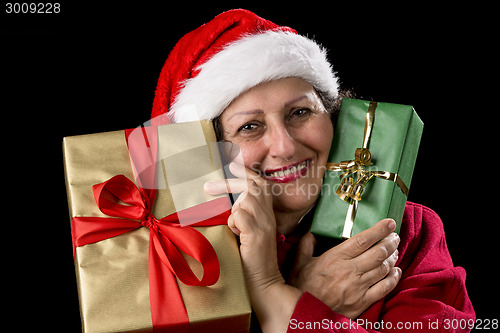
[63,121,251,333]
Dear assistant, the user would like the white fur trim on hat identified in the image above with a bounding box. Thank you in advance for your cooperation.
[170,30,339,123]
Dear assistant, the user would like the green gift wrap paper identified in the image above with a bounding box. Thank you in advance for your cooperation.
[311,98,423,240]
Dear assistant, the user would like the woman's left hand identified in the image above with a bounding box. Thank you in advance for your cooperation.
[204,162,302,333]
[288,220,401,319]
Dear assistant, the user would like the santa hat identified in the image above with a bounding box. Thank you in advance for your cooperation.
[151,9,338,123]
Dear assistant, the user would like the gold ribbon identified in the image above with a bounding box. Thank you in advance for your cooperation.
[326,101,409,238]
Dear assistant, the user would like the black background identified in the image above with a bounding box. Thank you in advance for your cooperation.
[2,2,497,331]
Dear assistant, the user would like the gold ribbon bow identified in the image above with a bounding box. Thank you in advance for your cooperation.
[326,101,409,238]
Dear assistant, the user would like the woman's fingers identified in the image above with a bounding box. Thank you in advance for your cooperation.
[205,162,274,239]
[229,162,271,197]
[338,218,397,258]
[204,178,248,195]
[227,204,257,237]
[227,160,248,178]
[359,248,399,285]
[228,161,260,182]
[204,162,268,195]
[331,218,401,293]
[204,178,267,204]
[227,213,241,236]
[296,232,317,261]
[356,232,400,273]
[364,266,402,304]
[288,232,317,287]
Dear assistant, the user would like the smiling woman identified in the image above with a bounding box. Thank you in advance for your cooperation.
[151,8,475,333]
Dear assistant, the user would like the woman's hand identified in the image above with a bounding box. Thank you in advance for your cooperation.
[205,162,278,284]
[289,219,402,319]
[204,162,302,333]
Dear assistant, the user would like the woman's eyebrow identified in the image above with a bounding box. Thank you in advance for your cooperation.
[226,95,311,121]
[284,95,308,107]
[227,109,264,121]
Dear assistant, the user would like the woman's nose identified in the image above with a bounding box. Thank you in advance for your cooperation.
[264,124,296,161]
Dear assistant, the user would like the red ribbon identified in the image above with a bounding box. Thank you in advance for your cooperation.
[71,126,231,332]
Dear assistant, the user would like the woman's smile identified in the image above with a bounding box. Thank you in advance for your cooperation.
[262,159,310,183]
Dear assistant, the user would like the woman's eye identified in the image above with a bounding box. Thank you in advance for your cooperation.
[289,108,311,119]
[238,122,259,132]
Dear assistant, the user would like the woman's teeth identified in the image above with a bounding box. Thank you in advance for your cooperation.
[267,161,307,178]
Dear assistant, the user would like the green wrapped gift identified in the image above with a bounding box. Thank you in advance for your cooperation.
[311,98,423,240]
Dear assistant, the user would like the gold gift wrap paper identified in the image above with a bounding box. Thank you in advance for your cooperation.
[63,121,251,333]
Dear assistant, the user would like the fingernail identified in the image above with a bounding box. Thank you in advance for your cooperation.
[204,181,215,192]
[229,162,239,173]
[388,219,396,231]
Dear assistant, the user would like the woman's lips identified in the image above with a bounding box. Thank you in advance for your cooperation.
[262,160,309,183]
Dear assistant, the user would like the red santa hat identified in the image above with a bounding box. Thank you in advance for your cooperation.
[151,9,338,123]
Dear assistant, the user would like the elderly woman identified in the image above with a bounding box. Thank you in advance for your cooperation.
[151,9,474,333]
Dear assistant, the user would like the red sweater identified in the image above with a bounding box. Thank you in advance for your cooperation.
[279,202,475,333]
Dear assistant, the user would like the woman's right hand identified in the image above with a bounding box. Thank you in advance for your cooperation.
[288,218,402,319]
[205,162,303,333]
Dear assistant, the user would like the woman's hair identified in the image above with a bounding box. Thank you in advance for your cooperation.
[212,86,353,141]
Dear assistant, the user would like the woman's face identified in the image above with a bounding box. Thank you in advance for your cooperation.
[220,77,334,229]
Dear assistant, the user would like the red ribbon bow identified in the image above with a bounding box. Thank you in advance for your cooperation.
[71,126,231,332]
